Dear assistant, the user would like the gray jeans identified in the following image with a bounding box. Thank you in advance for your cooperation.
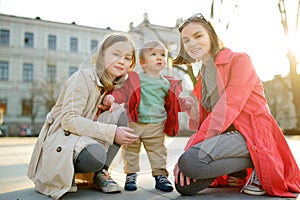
[176,131,253,196]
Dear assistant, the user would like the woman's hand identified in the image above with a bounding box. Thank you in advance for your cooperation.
[186,101,199,122]
[114,126,138,145]
[183,96,195,110]
[174,162,195,187]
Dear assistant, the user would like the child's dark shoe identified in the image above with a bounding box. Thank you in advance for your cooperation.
[124,173,137,191]
[155,175,173,192]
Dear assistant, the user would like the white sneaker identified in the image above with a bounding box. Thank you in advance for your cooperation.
[93,169,122,193]
[241,169,266,195]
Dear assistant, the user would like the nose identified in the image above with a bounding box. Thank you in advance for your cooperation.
[187,39,198,47]
[118,56,125,65]
[156,54,163,60]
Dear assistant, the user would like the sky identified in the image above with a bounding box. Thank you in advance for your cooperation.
[0,0,299,81]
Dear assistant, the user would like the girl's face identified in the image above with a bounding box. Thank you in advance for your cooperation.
[181,22,211,61]
[140,48,167,75]
[103,41,134,78]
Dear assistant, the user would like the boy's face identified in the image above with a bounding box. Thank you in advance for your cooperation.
[140,48,167,73]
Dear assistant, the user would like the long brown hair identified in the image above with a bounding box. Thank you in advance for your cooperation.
[173,14,224,65]
[94,32,136,91]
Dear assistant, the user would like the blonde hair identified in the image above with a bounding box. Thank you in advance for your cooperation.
[94,32,136,91]
[139,40,168,68]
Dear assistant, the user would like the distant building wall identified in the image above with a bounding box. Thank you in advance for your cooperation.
[0,13,191,136]
[0,14,112,135]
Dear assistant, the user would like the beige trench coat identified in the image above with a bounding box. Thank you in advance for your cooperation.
[27,68,117,200]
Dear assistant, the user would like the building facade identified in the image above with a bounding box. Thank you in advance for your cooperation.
[0,14,115,135]
[0,13,191,136]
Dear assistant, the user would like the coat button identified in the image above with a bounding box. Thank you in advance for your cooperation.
[56,146,62,152]
[64,131,70,136]
[251,145,257,151]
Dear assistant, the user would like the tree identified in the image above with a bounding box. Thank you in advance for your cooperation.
[277,0,300,128]
[29,79,61,135]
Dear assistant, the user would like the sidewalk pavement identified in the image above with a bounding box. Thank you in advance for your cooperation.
[0,136,300,200]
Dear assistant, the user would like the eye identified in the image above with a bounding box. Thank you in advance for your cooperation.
[113,52,120,57]
[161,53,166,57]
[195,33,203,39]
[151,52,157,56]
[125,56,132,61]
[182,38,189,44]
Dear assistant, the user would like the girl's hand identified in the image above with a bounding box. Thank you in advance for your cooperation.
[98,94,120,112]
[103,94,114,106]
[108,102,120,112]
[114,126,138,145]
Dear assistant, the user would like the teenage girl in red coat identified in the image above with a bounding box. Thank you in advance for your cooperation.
[173,13,300,198]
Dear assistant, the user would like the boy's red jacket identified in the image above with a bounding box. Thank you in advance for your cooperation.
[111,71,183,136]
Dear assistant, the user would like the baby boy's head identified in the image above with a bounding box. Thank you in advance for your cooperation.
[139,40,168,71]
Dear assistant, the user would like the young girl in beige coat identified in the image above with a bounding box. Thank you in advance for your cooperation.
[27,32,138,200]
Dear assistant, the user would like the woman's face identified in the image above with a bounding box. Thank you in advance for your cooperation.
[181,22,211,61]
[103,41,133,78]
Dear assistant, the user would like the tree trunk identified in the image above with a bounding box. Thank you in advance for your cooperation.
[287,50,300,128]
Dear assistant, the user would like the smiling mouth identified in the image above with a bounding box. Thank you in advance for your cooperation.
[191,48,201,53]
[114,66,124,70]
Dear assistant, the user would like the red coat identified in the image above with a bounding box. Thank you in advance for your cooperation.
[112,71,184,136]
[185,48,300,197]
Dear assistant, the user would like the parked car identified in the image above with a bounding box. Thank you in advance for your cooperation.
[19,125,33,136]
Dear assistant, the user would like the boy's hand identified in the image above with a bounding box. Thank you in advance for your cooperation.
[183,96,195,109]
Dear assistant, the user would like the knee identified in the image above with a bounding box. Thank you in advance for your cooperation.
[75,143,107,173]
[178,151,193,174]
[88,144,107,171]
[117,111,128,126]
[178,148,212,176]
[174,176,201,196]
[178,148,199,174]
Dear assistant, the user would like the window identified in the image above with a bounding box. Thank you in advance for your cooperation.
[69,66,78,76]
[70,37,78,52]
[48,35,56,50]
[91,40,98,50]
[24,32,34,48]
[0,61,9,80]
[23,63,33,82]
[22,99,32,116]
[0,29,9,46]
[46,64,56,82]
